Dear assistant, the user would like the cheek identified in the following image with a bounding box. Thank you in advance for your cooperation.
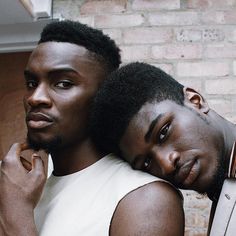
[173,117,209,149]
[23,95,29,111]
[57,91,90,114]
[120,134,144,160]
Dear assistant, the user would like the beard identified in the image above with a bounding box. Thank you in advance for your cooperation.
[27,133,62,154]
[204,155,226,201]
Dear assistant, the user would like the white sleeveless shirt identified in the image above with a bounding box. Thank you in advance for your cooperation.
[34,154,159,236]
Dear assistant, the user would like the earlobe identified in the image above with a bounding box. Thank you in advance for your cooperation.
[183,87,209,113]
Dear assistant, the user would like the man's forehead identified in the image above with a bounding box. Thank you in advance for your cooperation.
[130,100,179,130]
[33,42,89,58]
[133,101,162,123]
[26,42,95,71]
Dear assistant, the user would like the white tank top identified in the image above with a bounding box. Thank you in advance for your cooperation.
[34,154,159,236]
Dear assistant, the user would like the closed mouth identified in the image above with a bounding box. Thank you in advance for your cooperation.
[26,112,53,129]
[175,159,199,188]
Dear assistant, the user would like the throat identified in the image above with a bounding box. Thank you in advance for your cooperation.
[51,139,104,176]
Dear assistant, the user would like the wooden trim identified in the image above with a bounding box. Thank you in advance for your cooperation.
[0,18,59,53]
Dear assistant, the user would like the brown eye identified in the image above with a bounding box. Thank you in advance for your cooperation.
[56,80,74,89]
[26,80,38,89]
[143,155,152,171]
[157,123,170,143]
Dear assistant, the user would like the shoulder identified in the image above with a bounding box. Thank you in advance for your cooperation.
[110,181,184,236]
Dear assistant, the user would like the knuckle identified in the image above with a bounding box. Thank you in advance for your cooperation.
[34,170,46,182]
[12,142,20,147]
[1,159,9,169]
[9,143,20,150]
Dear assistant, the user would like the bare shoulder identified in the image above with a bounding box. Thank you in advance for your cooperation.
[110,181,184,236]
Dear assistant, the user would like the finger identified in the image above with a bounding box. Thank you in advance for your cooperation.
[31,154,46,175]
[3,143,29,172]
[20,156,32,171]
[20,142,29,152]
[6,142,30,159]
[5,143,22,161]
[7,143,21,156]
[30,154,47,186]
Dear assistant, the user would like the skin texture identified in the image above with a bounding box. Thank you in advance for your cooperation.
[0,42,185,235]
[120,88,236,195]
[0,143,46,236]
[110,182,184,236]
[24,42,106,175]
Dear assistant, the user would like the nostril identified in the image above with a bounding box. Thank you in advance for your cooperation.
[170,151,180,170]
[26,86,52,108]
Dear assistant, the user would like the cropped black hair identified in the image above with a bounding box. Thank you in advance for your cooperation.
[90,62,184,155]
[38,20,121,72]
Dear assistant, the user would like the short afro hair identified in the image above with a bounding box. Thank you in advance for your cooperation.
[90,62,184,155]
[38,20,121,72]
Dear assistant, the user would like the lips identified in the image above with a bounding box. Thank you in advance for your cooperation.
[26,112,53,129]
[175,159,200,188]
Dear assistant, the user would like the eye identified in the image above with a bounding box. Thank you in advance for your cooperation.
[142,155,152,171]
[25,80,38,89]
[55,80,74,89]
[157,123,170,143]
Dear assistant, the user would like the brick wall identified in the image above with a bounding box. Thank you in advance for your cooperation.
[53,0,236,235]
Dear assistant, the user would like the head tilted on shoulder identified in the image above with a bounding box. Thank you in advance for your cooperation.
[90,62,184,155]
[90,62,236,199]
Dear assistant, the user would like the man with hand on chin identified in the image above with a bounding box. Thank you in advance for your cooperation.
[0,22,184,236]
[91,62,236,236]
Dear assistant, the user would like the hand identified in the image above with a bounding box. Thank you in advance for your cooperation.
[0,143,47,208]
[0,143,47,235]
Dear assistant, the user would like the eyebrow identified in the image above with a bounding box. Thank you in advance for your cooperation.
[24,70,36,79]
[144,114,163,143]
[24,68,79,79]
[49,68,79,75]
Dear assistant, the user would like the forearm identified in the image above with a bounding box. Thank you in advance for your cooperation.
[0,207,38,236]
[0,143,47,236]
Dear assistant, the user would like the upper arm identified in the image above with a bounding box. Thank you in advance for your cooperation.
[110,181,185,236]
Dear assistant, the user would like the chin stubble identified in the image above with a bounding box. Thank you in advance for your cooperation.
[27,133,62,154]
[203,155,226,201]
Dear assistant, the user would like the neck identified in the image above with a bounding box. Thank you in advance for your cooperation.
[206,110,236,201]
[217,115,236,170]
[50,138,104,176]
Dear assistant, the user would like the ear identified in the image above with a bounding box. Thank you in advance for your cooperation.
[183,87,209,114]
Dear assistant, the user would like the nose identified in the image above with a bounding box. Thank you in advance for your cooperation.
[151,146,180,177]
[25,83,52,108]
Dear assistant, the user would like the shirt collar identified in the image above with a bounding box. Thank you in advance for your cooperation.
[227,141,236,178]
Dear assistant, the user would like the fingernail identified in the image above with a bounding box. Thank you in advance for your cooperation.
[32,153,40,158]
